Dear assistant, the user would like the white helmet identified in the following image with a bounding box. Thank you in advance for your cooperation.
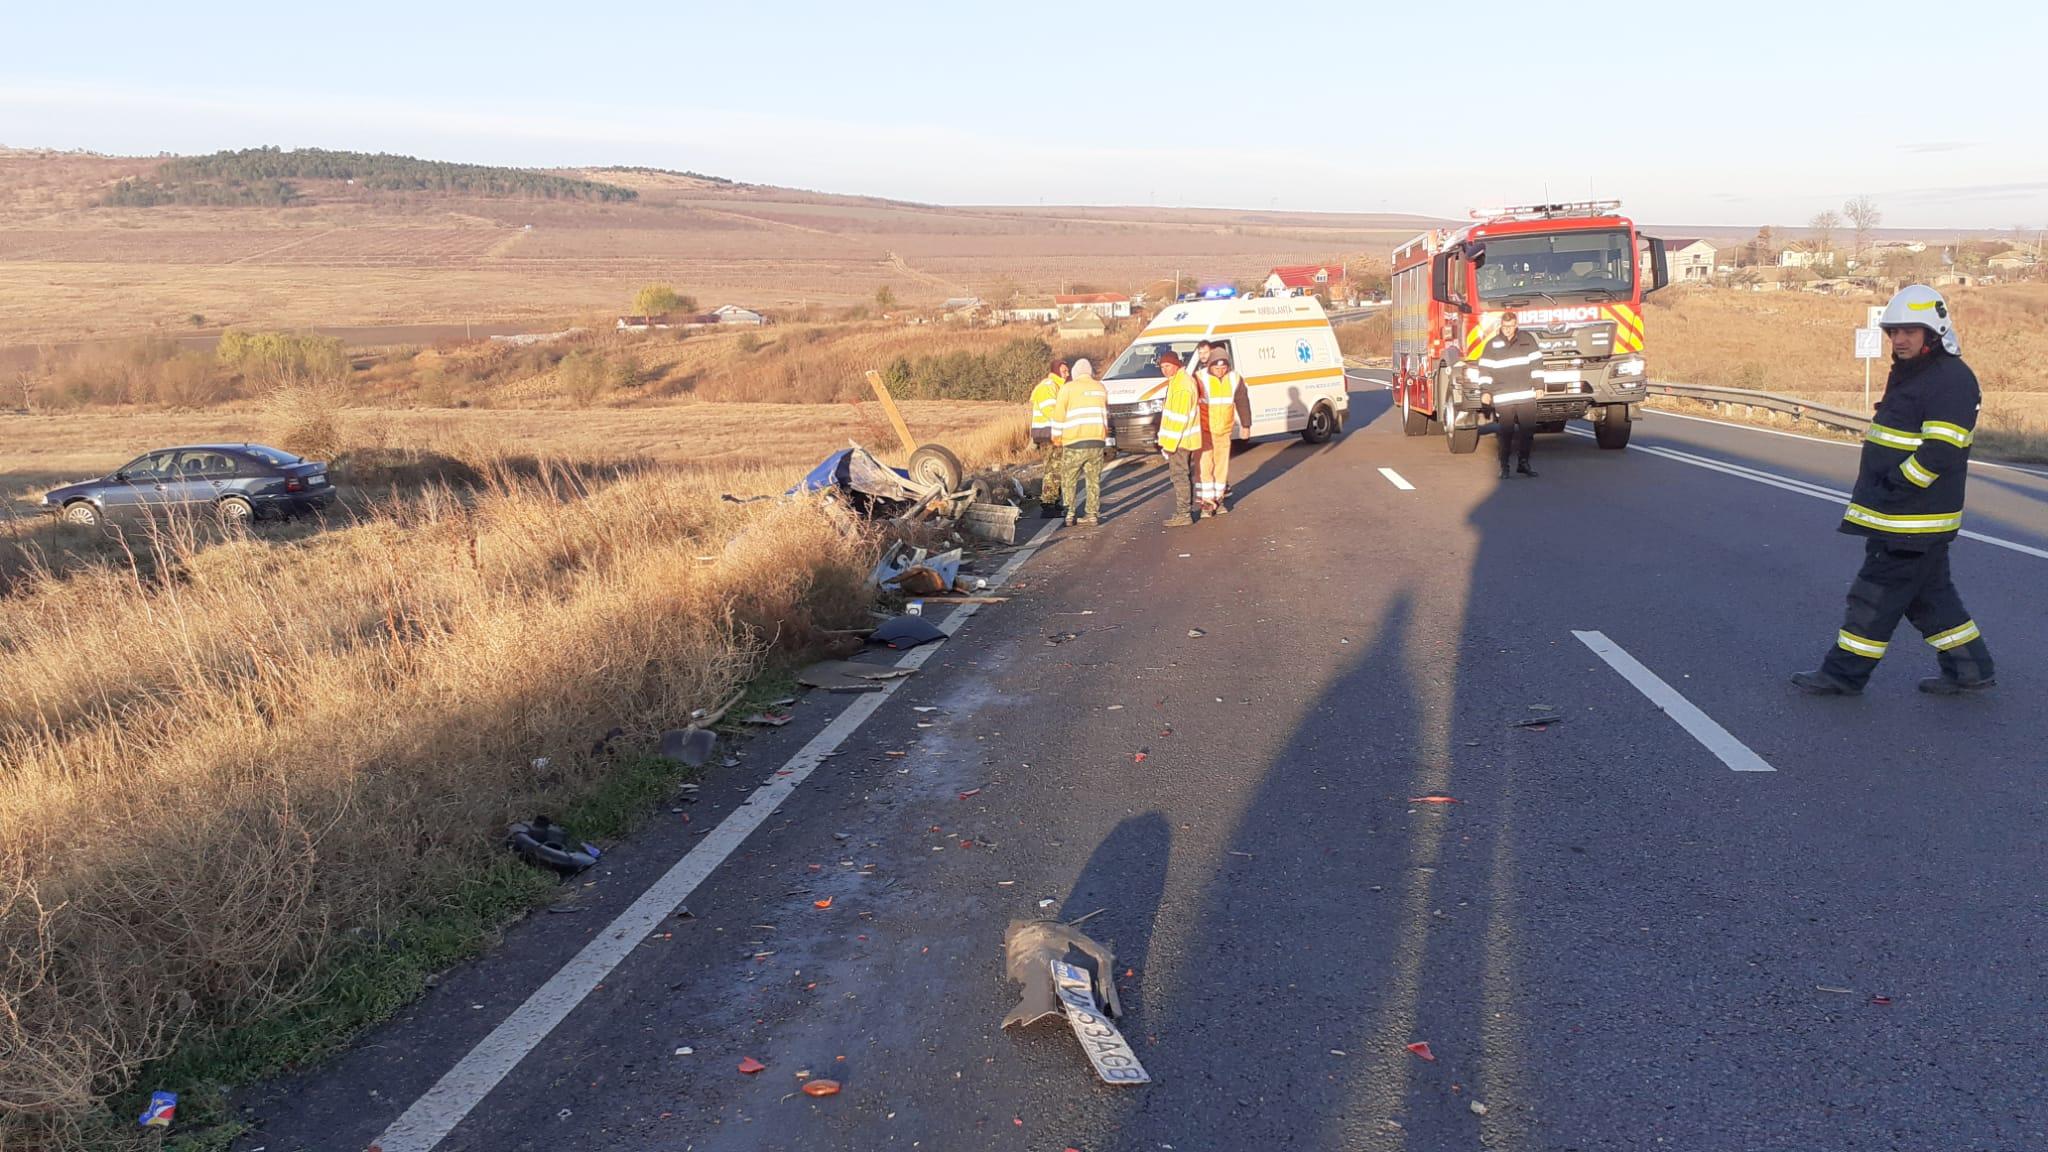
[1878,284,1959,355]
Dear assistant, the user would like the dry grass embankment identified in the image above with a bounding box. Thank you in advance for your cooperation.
[0,372,1034,1146]
[0,464,880,1147]
[1647,283,2048,460]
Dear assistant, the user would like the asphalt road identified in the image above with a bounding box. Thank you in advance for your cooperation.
[239,376,2048,1152]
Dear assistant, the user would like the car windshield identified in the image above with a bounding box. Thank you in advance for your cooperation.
[1103,341,1204,381]
[1475,229,1636,302]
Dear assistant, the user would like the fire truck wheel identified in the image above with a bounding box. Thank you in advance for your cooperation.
[1401,391,1430,436]
[1445,421,1479,454]
[1593,405,1633,449]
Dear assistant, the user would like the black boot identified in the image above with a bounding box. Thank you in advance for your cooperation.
[1498,461,1512,479]
[1039,503,1062,519]
[1919,675,1995,695]
[1790,670,1861,696]
[1517,459,1538,477]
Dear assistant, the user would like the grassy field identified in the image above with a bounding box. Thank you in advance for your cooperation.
[0,150,1424,346]
[1647,283,2048,458]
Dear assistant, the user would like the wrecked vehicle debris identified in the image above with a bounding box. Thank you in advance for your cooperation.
[796,660,918,693]
[1001,919,1125,1027]
[507,817,601,875]
[871,615,946,650]
[657,727,717,767]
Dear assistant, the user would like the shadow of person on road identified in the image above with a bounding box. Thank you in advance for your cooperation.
[1057,811,1174,1045]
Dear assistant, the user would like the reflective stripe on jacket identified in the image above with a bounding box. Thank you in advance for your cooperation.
[1029,375,1062,431]
[1200,369,1239,434]
[1052,375,1109,447]
[1840,351,1978,545]
[1157,369,1200,452]
[1472,330,1543,405]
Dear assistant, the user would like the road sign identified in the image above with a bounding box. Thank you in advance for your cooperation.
[1854,327,1884,360]
[1867,305,1886,330]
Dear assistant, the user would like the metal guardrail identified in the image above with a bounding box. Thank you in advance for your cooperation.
[1647,381,1871,435]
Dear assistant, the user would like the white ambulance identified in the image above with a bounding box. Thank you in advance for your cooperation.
[1097,295,1349,451]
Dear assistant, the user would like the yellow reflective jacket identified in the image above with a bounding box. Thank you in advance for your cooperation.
[1029,374,1062,432]
[1052,375,1109,447]
[1157,369,1201,452]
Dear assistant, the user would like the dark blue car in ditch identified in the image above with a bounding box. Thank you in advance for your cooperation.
[41,444,335,527]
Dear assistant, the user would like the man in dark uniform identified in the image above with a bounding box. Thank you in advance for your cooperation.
[1792,284,1995,696]
[1473,310,1544,478]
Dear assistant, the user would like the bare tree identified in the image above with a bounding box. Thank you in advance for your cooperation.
[1808,209,1841,259]
[1844,196,1882,263]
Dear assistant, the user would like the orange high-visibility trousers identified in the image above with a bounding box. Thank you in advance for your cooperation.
[1197,424,1231,507]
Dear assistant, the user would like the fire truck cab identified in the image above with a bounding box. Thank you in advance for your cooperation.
[1390,200,1668,452]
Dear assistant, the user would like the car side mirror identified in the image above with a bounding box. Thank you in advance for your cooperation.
[112,471,127,482]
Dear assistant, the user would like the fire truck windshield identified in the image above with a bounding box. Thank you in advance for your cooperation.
[1474,229,1636,303]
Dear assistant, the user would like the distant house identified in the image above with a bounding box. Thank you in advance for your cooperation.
[1053,292,1132,319]
[1987,250,2037,271]
[1779,248,1837,270]
[1262,264,1345,297]
[1002,300,1062,323]
[615,314,673,332]
[712,304,766,325]
[1057,309,1107,339]
[1663,238,1716,282]
[941,297,987,313]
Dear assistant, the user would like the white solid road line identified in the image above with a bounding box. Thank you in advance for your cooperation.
[1566,427,2048,561]
[1647,407,2048,481]
[371,525,1057,1152]
[1378,467,1416,491]
[1573,630,1776,773]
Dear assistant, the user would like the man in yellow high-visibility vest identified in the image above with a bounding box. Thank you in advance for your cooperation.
[1196,352,1241,514]
[1029,359,1071,518]
[1154,351,1201,527]
[1050,358,1109,527]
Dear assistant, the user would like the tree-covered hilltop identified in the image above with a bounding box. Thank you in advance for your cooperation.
[98,146,639,207]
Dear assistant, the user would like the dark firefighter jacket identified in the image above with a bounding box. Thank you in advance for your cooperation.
[1471,329,1543,405]
[1841,350,1979,546]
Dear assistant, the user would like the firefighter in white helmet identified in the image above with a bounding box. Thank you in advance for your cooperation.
[1792,285,1995,696]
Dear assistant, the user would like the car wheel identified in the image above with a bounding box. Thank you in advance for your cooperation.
[218,497,255,528]
[1302,402,1336,444]
[62,501,101,527]
[906,444,964,494]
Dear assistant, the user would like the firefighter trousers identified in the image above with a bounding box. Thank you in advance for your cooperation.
[1819,538,1993,689]
[1495,403,1536,466]
[1040,442,1065,506]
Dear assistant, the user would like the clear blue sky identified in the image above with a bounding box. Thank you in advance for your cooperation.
[4,0,2043,230]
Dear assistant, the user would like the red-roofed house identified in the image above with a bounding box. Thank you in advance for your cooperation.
[1263,264,1346,297]
[1054,292,1132,319]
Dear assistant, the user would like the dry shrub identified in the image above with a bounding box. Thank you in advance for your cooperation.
[0,468,875,1143]
[1336,310,1390,357]
[259,376,350,459]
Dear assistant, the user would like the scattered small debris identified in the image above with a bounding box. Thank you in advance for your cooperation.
[833,831,852,841]
[530,756,551,771]
[1186,628,1206,638]
[1409,796,1461,805]
[1038,898,1056,909]
[1815,985,1854,995]
[738,1057,767,1074]
[742,712,793,727]
[913,706,938,713]
[506,818,601,875]
[657,727,718,767]
[1405,1041,1436,1062]
[138,1091,177,1129]
[1870,994,1893,1006]
[1530,703,1554,710]
[1132,749,1149,763]
[801,1079,842,1097]
[1107,704,1124,710]
[1469,1100,1489,1116]
[675,1046,694,1056]
[958,788,982,799]
[1329,1049,1348,1057]
[1228,850,1254,860]
[814,898,834,909]
[1510,716,1561,729]
[557,1108,573,1120]
[797,660,916,693]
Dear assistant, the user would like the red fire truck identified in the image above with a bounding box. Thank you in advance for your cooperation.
[1389,201,1668,452]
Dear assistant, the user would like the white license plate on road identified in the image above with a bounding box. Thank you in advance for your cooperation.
[1051,960,1150,1085]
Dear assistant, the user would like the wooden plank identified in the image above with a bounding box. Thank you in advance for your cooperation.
[863,369,920,454]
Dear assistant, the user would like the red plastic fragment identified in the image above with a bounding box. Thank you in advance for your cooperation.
[1405,1041,1436,1062]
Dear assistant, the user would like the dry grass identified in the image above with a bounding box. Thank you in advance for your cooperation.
[1648,283,2048,459]
[0,459,884,1145]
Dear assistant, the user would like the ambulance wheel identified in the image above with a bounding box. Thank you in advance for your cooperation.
[1401,390,1429,436]
[907,444,964,492]
[1594,405,1632,450]
[1302,402,1337,444]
